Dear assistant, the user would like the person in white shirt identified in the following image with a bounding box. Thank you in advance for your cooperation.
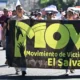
[11,5,29,76]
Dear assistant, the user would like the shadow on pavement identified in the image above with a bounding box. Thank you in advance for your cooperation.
[58,74,80,78]
[0,75,80,80]
[0,76,33,80]
[0,65,7,67]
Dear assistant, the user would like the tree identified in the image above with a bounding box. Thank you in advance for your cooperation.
[39,0,75,10]
[38,0,50,8]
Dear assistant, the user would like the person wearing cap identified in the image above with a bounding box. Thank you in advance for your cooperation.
[36,12,44,20]
[66,9,74,20]
[65,9,75,75]
[51,12,59,20]
[46,11,59,20]
[46,11,53,20]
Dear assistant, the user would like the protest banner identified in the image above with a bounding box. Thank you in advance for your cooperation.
[8,20,80,69]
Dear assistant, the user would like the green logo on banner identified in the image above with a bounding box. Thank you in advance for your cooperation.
[15,21,80,57]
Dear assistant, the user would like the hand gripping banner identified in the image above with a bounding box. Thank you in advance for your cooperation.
[8,20,80,69]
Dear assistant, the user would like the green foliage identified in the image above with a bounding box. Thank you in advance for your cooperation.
[40,0,49,4]
[67,0,74,7]
[39,0,75,10]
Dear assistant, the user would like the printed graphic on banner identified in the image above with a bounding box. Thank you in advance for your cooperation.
[8,20,80,69]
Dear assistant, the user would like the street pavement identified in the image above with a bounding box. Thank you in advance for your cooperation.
[0,47,80,80]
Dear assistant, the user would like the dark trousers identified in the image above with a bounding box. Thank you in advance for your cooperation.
[6,36,10,60]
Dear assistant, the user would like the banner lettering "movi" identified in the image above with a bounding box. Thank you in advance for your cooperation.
[8,20,80,69]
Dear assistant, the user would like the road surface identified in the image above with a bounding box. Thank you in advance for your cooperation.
[0,47,80,80]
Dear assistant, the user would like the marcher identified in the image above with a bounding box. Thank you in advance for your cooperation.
[46,11,53,20]
[11,5,29,76]
[51,12,59,20]
[36,12,44,20]
[3,5,28,76]
[0,8,9,50]
[30,11,37,20]
[3,17,10,65]
[12,10,16,17]
[67,9,74,20]
[65,9,75,75]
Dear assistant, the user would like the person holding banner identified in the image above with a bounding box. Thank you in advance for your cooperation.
[65,9,75,75]
[10,5,29,76]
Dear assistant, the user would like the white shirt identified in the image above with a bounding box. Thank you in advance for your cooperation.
[11,15,29,20]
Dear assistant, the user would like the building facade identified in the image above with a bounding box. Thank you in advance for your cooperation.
[6,0,40,11]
